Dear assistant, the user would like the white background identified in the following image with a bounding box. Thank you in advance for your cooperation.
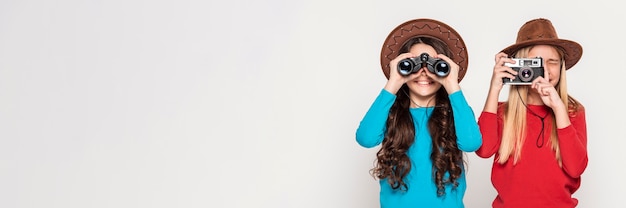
[1,0,623,207]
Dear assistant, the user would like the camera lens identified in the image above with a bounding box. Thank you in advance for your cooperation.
[519,67,534,82]
[432,61,449,77]
[397,59,414,75]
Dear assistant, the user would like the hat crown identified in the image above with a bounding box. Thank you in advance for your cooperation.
[516,18,559,43]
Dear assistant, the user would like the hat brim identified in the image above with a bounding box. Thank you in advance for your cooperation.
[380,18,468,82]
[501,39,582,70]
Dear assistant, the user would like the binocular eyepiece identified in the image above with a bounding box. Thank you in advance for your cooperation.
[397,53,450,77]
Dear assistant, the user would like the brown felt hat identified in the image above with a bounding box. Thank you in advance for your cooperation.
[380,18,468,82]
[501,18,583,70]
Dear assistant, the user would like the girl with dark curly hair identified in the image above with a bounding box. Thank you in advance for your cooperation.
[356,18,482,207]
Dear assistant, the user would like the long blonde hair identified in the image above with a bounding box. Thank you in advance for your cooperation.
[497,46,572,165]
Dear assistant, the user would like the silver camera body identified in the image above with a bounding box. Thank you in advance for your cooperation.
[503,57,544,85]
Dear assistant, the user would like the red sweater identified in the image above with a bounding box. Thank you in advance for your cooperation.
[476,103,588,208]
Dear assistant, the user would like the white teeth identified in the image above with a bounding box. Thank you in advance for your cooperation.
[417,81,430,84]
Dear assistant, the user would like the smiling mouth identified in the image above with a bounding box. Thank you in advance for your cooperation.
[415,80,433,85]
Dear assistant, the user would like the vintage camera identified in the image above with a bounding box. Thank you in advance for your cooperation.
[503,57,544,85]
[397,53,450,77]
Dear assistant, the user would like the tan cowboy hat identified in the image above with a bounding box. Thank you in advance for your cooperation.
[501,18,583,70]
[380,18,468,82]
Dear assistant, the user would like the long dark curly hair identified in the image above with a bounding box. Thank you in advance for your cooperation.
[371,37,464,196]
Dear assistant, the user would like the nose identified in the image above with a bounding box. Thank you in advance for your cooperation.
[417,67,427,74]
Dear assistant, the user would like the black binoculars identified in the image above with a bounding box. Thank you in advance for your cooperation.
[397,53,450,77]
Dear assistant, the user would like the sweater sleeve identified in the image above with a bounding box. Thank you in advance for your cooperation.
[476,108,503,158]
[355,89,396,148]
[449,90,483,152]
[558,105,588,178]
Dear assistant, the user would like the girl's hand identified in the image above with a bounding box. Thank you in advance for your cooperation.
[532,76,564,109]
[490,52,518,92]
[384,53,421,94]
[428,54,460,94]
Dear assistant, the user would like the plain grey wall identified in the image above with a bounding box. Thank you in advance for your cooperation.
[1,0,624,207]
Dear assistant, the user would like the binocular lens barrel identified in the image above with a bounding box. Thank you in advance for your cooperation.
[398,60,414,75]
[432,61,449,76]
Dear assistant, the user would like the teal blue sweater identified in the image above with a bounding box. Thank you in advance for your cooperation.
[356,89,482,208]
